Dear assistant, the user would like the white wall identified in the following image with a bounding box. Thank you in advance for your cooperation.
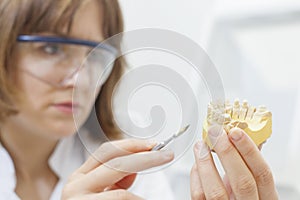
[119,0,300,199]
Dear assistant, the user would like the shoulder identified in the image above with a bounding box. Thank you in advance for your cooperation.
[0,143,19,199]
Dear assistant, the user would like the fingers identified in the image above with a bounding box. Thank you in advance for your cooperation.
[82,189,144,200]
[63,139,172,199]
[208,126,259,200]
[106,174,137,190]
[190,164,205,200]
[77,139,156,174]
[223,175,234,199]
[78,150,174,192]
[191,126,277,200]
[228,128,278,200]
[193,141,229,200]
[114,174,137,189]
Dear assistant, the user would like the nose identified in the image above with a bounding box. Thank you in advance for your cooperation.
[60,68,80,88]
[60,52,87,88]
[59,42,98,89]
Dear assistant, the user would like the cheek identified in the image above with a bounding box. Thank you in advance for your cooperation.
[73,86,102,124]
[16,72,51,111]
[11,54,88,137]
[14,80,78,137]
[13,50,51,111]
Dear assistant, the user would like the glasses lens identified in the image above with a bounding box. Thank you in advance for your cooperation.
[82,46,116,87]
[18,41,116,87]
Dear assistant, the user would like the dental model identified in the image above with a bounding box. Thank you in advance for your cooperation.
[202,99,272,148]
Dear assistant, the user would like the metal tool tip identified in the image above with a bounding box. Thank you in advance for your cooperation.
[175,124,190,137]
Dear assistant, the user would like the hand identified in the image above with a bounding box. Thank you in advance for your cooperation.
[62,139,174,200]
[190,127,278,200]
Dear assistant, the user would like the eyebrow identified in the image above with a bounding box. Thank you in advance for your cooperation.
[17,35,117,54]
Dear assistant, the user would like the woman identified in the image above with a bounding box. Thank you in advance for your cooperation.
[0,0,279,200]
[0,0,174,199]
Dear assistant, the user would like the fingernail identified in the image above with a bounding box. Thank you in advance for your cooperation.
[195,141,209,160]
[229,128,243,141]
[208,125,224,147]
[161,149,174,160]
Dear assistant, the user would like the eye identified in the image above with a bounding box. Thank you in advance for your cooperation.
[41,43,62,55]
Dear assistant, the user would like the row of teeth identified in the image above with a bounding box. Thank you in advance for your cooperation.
[207,99,269,125]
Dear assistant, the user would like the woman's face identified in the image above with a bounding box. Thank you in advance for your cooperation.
[11,0,105,138]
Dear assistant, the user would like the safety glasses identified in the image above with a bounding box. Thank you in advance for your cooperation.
[17,35,118,88]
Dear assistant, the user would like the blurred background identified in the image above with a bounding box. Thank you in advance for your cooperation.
[119,0,300,199]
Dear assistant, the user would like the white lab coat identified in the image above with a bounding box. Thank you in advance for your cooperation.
[0,131,174,200]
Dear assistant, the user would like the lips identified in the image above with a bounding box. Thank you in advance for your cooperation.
[52,102,80,114]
